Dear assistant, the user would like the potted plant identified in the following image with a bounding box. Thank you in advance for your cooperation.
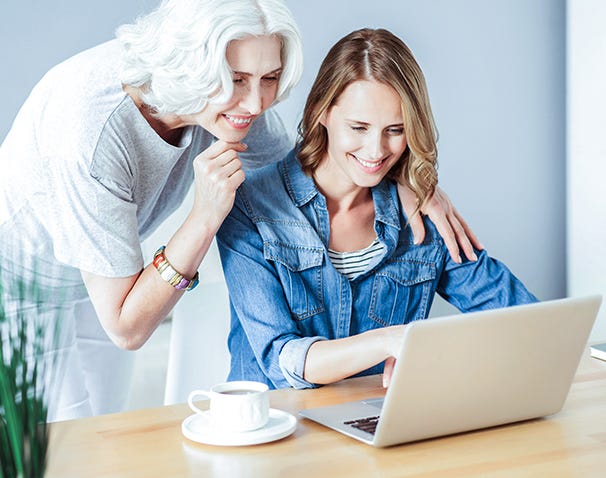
[0,270,61,478]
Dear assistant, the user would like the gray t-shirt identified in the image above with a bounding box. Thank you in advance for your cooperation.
[0,40,292,282]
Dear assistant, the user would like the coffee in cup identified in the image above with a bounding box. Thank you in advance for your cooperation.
[187,381,269,432]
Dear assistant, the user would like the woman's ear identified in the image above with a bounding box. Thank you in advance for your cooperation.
[319,110,328,127]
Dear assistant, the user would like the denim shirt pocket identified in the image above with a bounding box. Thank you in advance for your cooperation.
[264,242,325,320]
[369,259,436,326]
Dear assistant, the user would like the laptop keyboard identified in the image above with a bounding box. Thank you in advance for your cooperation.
[344,416,380,435]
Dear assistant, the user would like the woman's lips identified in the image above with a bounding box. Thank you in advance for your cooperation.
[223,114,253,129]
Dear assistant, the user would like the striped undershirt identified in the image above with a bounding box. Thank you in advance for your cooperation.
[328,238,384,280]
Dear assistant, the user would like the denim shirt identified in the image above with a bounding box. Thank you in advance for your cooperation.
[216,149,537,390]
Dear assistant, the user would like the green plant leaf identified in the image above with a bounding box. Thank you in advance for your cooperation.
[1,265,63,478]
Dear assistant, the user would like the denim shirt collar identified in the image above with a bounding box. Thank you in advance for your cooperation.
[280,148,402,231]
[371,183,401,230]
[280,149,319,207]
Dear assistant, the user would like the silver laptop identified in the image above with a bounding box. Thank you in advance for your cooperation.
[299,295,602,447]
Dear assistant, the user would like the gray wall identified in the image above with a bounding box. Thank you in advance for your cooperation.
[1,1,566,311]
[278,0,567,314]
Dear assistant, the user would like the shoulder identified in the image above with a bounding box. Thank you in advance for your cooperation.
[235,151,295,216]
[40,40,123,113]
[239,109,293,170]
[239,159,284,203]
[247,108,290,140]
[31,40,128,163]
[382,180,445,248]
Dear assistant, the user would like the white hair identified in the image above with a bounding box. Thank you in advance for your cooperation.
[116,0,303,115]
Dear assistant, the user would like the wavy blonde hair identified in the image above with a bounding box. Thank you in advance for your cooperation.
[297,28,438,210]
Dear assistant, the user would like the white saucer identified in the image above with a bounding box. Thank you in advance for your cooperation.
[182,408,297,446]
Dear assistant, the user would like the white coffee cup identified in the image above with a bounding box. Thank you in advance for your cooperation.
[187,381,270,432]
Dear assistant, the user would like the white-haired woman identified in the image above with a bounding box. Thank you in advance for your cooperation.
[0,0,478,421]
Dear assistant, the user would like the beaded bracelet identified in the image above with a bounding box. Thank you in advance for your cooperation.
[152,246,199,291]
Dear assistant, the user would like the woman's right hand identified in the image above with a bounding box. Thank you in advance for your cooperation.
[383,324,406,357]
[383,357,397,388]
[381,325,406,388]
[190,140,247,232]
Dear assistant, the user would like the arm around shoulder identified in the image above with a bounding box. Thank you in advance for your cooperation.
[437,248,538,313]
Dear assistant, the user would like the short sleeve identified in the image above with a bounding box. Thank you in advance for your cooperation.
[42,120,144,278]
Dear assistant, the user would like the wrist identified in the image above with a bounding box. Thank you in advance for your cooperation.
[185,208,224,239]
[363,327,396,361]
[379,325,404,358]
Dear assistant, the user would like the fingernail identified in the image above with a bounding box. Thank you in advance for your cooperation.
[471,252,478,261]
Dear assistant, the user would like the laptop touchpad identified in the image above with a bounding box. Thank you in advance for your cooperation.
[362,397,385,409]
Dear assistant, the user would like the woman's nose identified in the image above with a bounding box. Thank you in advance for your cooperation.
[365,132,385,160]
[240,84,263,115]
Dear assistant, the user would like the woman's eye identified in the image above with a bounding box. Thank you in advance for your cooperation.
[387,128,404,135]
[350,126,366,132]
[262,76,279,83]
[233,78,244,84]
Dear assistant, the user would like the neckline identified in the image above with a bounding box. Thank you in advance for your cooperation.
[328,237,380,256]
[123,85,193,148]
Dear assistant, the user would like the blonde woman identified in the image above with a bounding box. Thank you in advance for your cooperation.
[217,28,536,390]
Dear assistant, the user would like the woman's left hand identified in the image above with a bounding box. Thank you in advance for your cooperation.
[397,183,483,263]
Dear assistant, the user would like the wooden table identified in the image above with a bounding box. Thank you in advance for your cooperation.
[46,353,606,477]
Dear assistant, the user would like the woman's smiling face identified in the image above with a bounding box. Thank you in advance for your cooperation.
[189,34,283,143]
[318,79,407,190]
